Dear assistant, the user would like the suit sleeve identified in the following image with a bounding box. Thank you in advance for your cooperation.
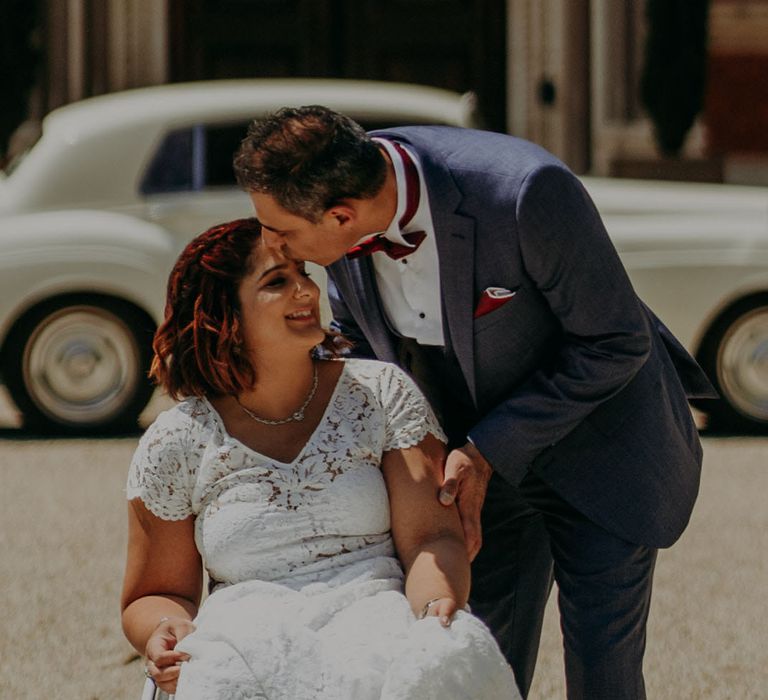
[468,163,652,485]
[327,270,376,359]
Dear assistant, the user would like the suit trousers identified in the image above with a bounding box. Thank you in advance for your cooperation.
[470,470,657,700]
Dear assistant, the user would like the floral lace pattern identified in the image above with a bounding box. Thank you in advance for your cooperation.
[126,359,446,587]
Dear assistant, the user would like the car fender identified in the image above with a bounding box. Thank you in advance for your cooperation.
[600,201,768,354]
[0,210,176,340]
[686,266,768,354]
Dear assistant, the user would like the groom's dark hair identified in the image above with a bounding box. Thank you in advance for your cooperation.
[234,105,387,223]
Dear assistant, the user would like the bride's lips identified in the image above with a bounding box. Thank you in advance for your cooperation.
[285,308,316,322]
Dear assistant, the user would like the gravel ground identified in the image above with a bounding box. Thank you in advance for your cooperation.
[0,390,765,699]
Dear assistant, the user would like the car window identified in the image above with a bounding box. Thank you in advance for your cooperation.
[205,123,249,187]
[140,127,196,194]
[140,122,248,194]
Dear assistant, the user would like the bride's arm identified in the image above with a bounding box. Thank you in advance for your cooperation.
[121,498,203,691]
[382,433,470,624]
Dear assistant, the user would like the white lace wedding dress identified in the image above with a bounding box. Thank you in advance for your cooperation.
[127,358,520,700]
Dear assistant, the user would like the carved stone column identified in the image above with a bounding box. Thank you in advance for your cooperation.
[44,0,168,111]
[105,0,168,91]
[506,0,590,172]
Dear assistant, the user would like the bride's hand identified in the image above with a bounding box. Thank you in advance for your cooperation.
[418,597,459,627]
[144,617,196,694]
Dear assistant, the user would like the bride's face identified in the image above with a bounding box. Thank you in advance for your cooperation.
[238,239,325,358]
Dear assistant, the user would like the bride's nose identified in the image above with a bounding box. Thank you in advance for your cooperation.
[293,277,314,298]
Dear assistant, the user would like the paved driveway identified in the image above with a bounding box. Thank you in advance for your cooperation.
[0,389,765,699]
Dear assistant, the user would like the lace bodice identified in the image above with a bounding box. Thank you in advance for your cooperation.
[127,359,446,588]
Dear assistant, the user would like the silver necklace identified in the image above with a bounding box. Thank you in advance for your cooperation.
[238,364,319,425]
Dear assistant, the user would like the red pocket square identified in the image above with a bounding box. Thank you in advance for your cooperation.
[474,287,517,319]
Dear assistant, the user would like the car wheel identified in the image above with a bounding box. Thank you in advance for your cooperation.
[697,295,768,432]
[1,296,156,433]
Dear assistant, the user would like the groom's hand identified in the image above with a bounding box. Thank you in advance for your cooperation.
[439,442,493,561]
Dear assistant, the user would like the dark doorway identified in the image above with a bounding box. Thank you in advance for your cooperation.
[0,0,43,165]
[169,0,507,132]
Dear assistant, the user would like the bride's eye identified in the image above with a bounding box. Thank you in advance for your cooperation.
[265,276,286,288]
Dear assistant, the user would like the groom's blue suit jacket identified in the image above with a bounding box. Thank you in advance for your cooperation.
[327,127,717,549]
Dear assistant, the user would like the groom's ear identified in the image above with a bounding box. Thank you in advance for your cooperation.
[326,201,358,228]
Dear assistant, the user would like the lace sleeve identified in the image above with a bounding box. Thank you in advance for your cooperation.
[380,363,447,451]
[126,408,194,521]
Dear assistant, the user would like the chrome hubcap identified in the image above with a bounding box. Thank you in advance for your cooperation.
[23,306,139,425]
[718,307,768,422]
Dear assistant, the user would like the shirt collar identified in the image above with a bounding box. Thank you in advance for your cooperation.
[369,137,423,247]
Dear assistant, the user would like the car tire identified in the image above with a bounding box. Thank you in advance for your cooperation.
[696,294,768,432]
[1,295,156,434]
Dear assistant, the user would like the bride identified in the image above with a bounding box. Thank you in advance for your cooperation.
[121,218,520,699]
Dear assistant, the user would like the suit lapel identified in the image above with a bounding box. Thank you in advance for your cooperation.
[342,256,399,363]
[423,160,478,402]
[335,133,478,401]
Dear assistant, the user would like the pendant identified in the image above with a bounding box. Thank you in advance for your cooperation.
[292,410,304,421]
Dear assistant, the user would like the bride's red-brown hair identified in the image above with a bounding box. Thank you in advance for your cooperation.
[151,218,345,400]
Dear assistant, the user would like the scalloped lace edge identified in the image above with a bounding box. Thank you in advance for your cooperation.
[126,489,191,521]
[386,425,447,452]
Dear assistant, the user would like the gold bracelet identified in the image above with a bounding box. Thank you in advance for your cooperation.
[417,598,442,620]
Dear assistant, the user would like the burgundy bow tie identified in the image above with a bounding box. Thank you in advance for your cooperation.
[346,230,427,260]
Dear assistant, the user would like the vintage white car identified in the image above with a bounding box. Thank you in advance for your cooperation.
[0,79,766,433]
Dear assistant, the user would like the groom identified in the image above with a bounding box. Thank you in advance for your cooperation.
[233,107,716,699]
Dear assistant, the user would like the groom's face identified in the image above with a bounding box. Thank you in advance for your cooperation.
[251,192,359,266]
